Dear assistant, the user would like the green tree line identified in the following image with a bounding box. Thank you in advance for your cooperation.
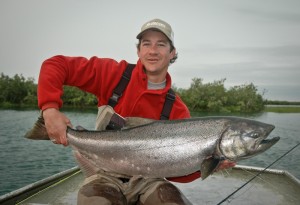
[0,73,97,108]
[0,73,37,106]
[1,73,269,113]
[174,78,264,113]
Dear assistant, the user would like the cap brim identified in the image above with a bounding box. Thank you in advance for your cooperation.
[136,28,173,46]
[136,28,163,39]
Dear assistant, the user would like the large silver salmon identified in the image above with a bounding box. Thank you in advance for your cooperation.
[25,116,279,179]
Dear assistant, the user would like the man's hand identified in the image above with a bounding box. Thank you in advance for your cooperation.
[216,160,236,172]
[42,108,72,146]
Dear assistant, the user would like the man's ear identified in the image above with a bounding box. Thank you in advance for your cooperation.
[137,47,141,58]
[170,48,176,59]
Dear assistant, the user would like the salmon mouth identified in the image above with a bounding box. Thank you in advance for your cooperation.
[256,124,278,151]
[250,123,278,153]
[257,136,280,151]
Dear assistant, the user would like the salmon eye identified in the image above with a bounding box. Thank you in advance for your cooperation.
[250,132,259,138]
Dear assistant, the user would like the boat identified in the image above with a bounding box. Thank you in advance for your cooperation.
[0,165,299,205]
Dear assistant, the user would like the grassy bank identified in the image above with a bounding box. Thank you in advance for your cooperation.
[2,103,300,113]
[264,106,300,113]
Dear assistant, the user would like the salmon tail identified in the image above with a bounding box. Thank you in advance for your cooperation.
[24,114,50,140]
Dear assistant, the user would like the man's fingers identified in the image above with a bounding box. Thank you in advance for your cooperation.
[43,108,71,146]
[50,138,58,144]
[215,160,236,172]
[60,133,69,146]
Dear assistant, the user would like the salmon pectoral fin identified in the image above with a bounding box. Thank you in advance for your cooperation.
[200,157,221,180]
[73,150,99,177]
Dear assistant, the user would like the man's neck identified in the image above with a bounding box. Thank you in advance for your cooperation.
[148,79,166,90]
[144,68,168,84]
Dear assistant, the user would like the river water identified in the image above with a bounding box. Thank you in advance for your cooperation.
[0,109,299,196]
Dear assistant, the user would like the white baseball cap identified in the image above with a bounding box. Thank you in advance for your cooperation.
[136,18,174,45]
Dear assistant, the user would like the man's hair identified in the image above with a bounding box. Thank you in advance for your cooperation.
[136,39,178,64]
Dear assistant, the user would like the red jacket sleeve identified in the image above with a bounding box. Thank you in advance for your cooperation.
[37,55,125,110]
[167,171,201,183]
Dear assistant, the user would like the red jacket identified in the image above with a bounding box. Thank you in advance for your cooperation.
[38,55,200,182]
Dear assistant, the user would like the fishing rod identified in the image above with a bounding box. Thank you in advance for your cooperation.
[216,142,300,205]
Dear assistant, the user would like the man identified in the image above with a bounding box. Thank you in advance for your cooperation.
[38,18,234,204]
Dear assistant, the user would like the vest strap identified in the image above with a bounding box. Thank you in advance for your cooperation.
[108,63,136,107]
[160,88,176,120]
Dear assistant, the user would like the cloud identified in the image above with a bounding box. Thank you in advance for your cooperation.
[1,0,299,101]
[171,44,300,100]
[171,60,300,101]
[232,0,300,24]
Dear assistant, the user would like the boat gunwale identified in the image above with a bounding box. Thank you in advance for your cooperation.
[0,165,299,204]
[0,166,80,205]
[234,164,300,185]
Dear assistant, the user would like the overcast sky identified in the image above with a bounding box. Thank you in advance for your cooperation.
[1,0,300,101]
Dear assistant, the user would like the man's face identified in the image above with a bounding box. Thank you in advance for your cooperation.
[137,30,176,81]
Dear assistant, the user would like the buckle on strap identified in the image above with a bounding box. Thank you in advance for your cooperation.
[108,93,121,107]
[111,93,120,102]
[166,92,176,101]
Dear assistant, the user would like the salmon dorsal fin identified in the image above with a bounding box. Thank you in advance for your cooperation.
[123,117,156,129]
[75,125,87,131]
